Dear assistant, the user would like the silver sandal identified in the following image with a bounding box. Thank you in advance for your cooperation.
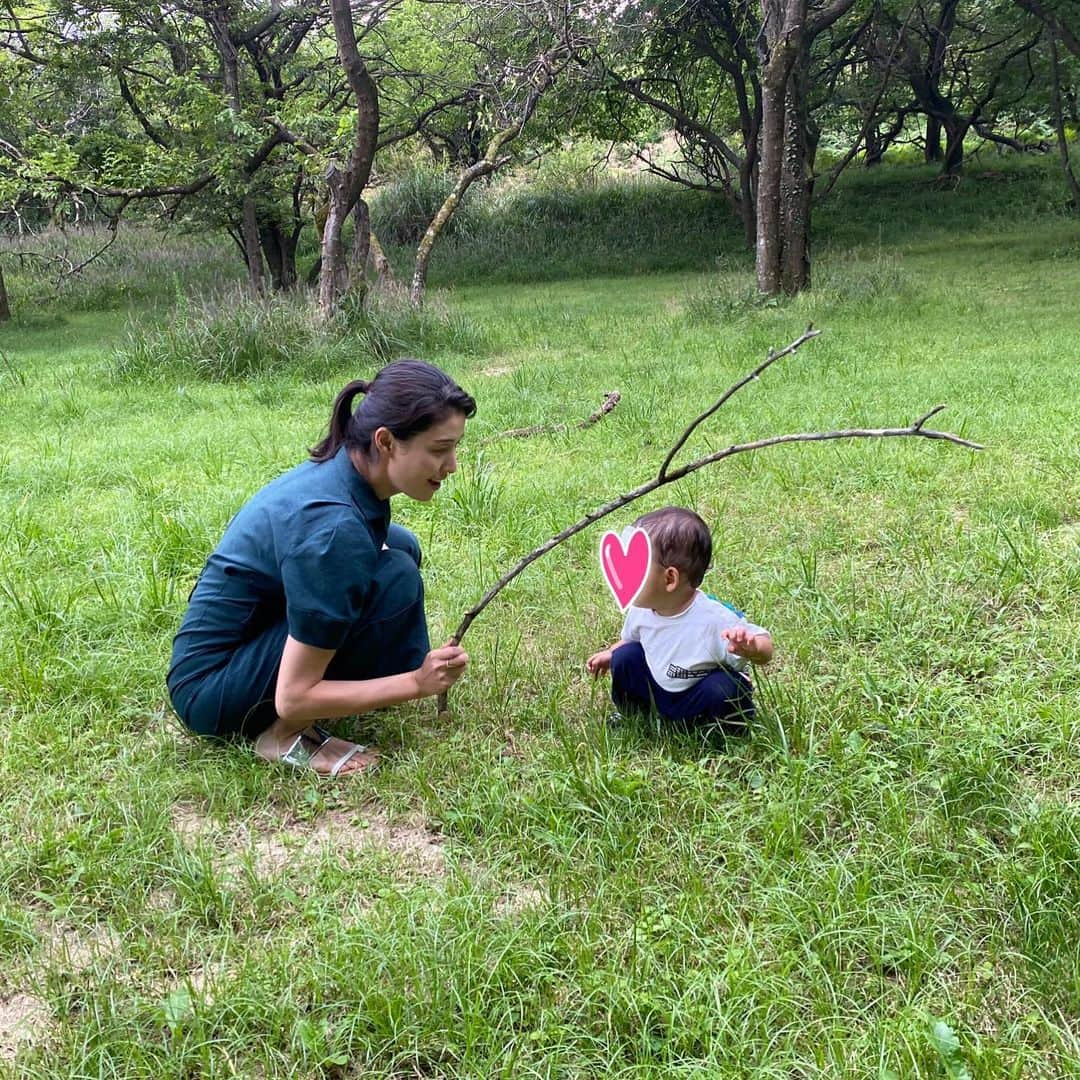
[255,725,375,778]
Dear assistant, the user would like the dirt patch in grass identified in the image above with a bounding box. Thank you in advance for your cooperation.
[495,883,545,918]
[172,804,447,880]
[1044,521,1080,550]
[0,993,50,1061]
[44,921,121,970]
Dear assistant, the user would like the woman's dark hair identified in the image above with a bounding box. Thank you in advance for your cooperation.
[310,359,476,462]
[634,506,712,588]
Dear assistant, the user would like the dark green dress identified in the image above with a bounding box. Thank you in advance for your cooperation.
[167,447,429,737]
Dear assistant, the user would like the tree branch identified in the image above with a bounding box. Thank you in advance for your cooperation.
[436,330,981,715]
[117,70,171,149]
[1012,0,1080,59]
[659,326,821,480]
[818,6,916,201]
[484,391,620,442]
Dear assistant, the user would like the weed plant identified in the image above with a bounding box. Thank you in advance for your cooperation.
[111,284,487,382]
[0,160,1077,1076]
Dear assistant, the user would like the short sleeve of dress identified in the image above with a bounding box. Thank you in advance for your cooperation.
[281,513,377,651]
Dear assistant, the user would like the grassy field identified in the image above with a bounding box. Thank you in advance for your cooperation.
[0,160,1077,1077]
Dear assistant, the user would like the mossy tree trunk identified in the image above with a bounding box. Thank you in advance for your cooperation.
[410,128,514,308]
[779,45,815,293]
[755,0,806,297]
[756,0,854,297]
[319,0,379,320]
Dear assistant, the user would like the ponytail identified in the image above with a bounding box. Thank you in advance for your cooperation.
[309,379,371,461]
[309,360,475,463]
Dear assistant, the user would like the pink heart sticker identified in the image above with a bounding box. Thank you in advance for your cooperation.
[599,527,653,612]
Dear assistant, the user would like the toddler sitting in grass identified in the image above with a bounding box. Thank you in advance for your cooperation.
[586,506,772,731]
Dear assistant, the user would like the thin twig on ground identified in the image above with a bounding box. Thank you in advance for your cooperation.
[483,391,621,442]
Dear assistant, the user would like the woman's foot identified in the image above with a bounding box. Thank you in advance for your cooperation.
[254,725,380,777]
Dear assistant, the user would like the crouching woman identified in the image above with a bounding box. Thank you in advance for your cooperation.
[167,359,475,777]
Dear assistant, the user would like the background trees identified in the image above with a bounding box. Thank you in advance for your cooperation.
[1,0,1077,313]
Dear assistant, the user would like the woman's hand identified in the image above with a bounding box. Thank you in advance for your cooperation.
[412,641,469,697]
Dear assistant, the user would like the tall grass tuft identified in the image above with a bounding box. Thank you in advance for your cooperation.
[110,284,487,382]
[0,223,241,317]
[370,164,461,246]
[684,251,911,323]
[811,250,911,302]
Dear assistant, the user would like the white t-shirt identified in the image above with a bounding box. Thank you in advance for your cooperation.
[619,591,767,693]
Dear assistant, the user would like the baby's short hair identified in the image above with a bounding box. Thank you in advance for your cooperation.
[634,506,712,588]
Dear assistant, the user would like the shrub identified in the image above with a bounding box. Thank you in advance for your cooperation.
[370,164,462,246]
[111,284,487,383]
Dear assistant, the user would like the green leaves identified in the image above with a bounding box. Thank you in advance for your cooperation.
[928,1017,973,1080]
[160,987,194,1036]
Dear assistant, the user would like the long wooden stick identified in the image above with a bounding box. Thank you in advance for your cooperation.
[437,331,982,715]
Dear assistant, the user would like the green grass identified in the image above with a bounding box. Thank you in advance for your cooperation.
[0,223,242,320]
[0,162,1077,1077]
[373,153,1077,286]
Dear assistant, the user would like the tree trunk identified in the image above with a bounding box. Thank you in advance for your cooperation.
[0,264,10,322]
[756,0,807,297]
[319,0,379,320]
[259,220,298,291]
[756,60,787,294]
[320,172,351,314]
[279,229,298,291]
[865,126,885,166]
[739,156,757,246]
[779,47,813,293]
[346,199,370,305]
[865,111,906,167]
[241,197,265,294]
[368,230,396,283]
[941,115,968,177]
[925,115,943,162]
[1050,32,1080,209]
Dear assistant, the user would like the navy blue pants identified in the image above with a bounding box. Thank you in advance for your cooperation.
[610,641,754,731]
[170,525,430,739]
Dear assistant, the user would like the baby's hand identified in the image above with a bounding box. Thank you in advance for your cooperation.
[586,649,613,678]
[721,626,757,657]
